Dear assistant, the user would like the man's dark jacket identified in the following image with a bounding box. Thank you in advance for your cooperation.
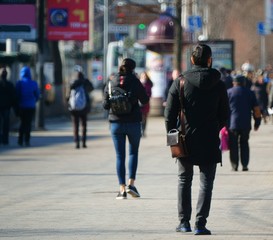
[164,66,230,165]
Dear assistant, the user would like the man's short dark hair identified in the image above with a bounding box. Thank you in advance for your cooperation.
[191,44,212,67]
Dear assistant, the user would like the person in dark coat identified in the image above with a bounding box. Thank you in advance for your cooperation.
[164,44,230,235]
[227,75,261,171]
[251,69,269,123]
[0,67,17,146]
[103,58,149,200]
[68,65,94,149]
[139,71,153,137]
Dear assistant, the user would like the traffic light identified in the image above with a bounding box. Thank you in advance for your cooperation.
[138,23,146,30]
[44,83,55,105]
[116,12,126,24]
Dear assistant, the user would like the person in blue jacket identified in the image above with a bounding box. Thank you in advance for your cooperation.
[15,66,40,146]
[227,75,262,171]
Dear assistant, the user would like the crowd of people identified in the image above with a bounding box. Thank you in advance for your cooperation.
[220,62,273,124]
[0,49,272,237]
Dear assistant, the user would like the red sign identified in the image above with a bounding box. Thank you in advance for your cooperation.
[47,0,89,41]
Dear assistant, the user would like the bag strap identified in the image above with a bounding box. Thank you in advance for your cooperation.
[108,81,112,97]
[179,76,186,135]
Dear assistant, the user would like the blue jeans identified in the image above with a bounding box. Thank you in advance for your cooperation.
[177,158,217,227]
[110,122,141,185]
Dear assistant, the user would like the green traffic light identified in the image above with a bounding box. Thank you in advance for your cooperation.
[138,23,146,30]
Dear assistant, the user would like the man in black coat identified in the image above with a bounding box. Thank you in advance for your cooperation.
[0,67,17,145]
[164,44,230,235]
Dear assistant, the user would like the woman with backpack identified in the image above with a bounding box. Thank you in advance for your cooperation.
[103,58,149,199]
[68,65,94,149]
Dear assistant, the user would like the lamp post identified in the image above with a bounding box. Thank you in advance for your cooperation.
[35,0,45,129]
[103,0,109,82]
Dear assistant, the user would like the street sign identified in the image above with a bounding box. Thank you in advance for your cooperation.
[257,21,270,35]
[188,15,202,32]
[109,24,129,34]
[116,4,160,25]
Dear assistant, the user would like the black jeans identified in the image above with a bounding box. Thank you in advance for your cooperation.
[228,129,250,170]
[177,158,217,227]
[71,111,87,145]
[0,108,10,144]
[18,108,35,144]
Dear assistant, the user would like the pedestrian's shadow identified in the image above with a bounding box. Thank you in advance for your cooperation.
[0,134,109,153]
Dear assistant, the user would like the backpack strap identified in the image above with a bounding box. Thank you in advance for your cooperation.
[108,81,112,97]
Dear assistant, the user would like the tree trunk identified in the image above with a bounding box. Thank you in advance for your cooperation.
[174,0,182,72]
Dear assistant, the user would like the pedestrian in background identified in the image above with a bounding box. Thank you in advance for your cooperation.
[241,62,254,89]
[139,71,153,137]
[227,75,262,171]
[164,44,230,235]
[251,69,269,123]
[266,70,273,109]
[68,65,94,149]
[219,67,233,89]
[0,67,17,146]
[15,66,40,146]
[103,58,149,200]
[163,69,180,107]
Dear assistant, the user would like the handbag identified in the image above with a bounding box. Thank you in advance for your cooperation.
[167,129,188,158]
[220,126,229,151]
[166,77,189,158]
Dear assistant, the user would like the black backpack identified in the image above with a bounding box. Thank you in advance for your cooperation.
[108,76,133,115]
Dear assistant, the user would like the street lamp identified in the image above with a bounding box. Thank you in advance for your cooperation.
[103,0,109,81]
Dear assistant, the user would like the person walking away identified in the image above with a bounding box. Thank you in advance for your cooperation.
[241,62,254,89]
[68,65,94,149]
[15,66,40,146]
[227,75,261,171]
[139,71,153,137]
[163,69,180,107]
[251,69,269,123]
[0,67,17,146]
[219,67,233,89]
[103,58,149,200]
[164,44,230,235]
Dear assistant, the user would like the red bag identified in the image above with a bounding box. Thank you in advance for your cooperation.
[220,127,229,151]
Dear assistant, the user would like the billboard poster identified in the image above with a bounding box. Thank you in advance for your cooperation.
[201,40,234,70]
[47,0,89,41]
[0,1,36,40]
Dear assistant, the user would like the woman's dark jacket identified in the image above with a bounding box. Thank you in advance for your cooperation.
[69,78,94,114]
[103,72,149,123]
[164,66,230,165]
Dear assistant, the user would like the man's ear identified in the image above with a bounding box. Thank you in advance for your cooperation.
[190,56,195,65]
[208,57,212,67]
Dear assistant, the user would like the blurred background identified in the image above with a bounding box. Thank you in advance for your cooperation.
[1,0,273,127]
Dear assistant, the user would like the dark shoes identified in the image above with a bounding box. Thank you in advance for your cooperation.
[242,166,249,171]
[194,226,211,235]
[176,222,211,235]
[126,185,140,198]
[176,221,192,232]
[75,142,87,149]
[116,191,127,200]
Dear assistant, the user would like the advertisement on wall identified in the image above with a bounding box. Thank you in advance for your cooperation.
[47,0,89,41]
[201,40,234,70]
[0,0,36,40]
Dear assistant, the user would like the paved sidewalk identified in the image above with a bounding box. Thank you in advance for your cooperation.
[0,116,273,240]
